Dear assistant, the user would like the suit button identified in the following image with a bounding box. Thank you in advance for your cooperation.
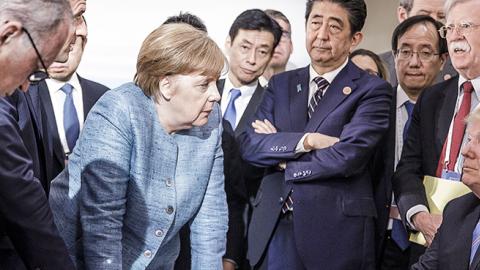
[165,178,173,187]
[278,197,284,204]
[155,229,163,237]
[165,206,174,214]
[144,250,152,258]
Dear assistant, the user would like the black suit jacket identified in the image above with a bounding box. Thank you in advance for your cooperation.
[372,87,397,262]
[412,192,480,270]
[393,76,459,224]
[31,74,108,181]
[219,79,266,266]
[0,93,75,269]
[379,51,457,86]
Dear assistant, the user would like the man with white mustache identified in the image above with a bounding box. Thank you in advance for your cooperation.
[393,0,480,264]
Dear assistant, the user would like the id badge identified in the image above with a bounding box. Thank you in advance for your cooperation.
[441,169,461,181]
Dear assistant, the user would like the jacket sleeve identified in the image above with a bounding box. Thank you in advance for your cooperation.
[284,80,392,182]
[190,109,229,270]
[0,98,75,269]
[78,93,132,270]
[239,77,307,167]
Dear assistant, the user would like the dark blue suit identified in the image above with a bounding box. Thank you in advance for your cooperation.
[0,92,74,269]
[239,61,392,269]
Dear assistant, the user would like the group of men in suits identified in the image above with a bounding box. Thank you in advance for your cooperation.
[0,0,108,268]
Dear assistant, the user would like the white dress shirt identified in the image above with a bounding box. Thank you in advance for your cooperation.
[220,75,258,129]
[45,73,84,154]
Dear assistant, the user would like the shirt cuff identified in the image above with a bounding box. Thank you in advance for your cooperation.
[295,133,311,154]
[406,205,429,230]
[222,258,238,269]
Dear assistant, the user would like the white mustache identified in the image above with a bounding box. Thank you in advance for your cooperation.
[450,41,471,52]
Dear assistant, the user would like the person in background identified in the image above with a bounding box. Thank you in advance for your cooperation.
[373,15,447,270]
[259,9,293,87]
[163,11,208,32]
[0,0,75,268]
[220,9,281,270]
[29,15,109,183]
[379,0,456,85]
[350,48,388,80]
[49,23,228,269]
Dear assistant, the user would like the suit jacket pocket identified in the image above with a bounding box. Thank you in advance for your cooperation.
[342,198,377,217]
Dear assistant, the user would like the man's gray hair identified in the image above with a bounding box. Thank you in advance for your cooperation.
[0,0,72,42]
[444,0,473,16]
[399,0,414,13]
[467,107,480,127]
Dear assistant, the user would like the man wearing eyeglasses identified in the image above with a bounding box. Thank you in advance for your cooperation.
[240,0,391,269]
[393,0,480,266]
[373,15,447,270]
[379,0,457,86]
[0,0,77,268]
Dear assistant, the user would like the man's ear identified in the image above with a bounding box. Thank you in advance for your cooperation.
[0,21,23,46]
[224,36,232,55]
[397,6,409,23]
[349,32,363,53]
[158,76,174,101]
[439,53,448,71]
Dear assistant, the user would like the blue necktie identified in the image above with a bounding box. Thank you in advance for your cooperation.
[223,89,241,129]
[471,219,480,264]
[60,83,80,152]
[391,101,415,251]
[403,101,415,142]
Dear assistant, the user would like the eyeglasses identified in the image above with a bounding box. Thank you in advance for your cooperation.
[438,22,480,38]
[22,27,50,83]
[395,48,440,62]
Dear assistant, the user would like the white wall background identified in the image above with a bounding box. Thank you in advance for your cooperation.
[79,0,397,88]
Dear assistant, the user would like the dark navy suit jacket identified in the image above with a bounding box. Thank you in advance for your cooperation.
[239,61,392,269]
[0,92,74,269]
[412,192,480,270]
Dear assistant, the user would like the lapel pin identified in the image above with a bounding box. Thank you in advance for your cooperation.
[297,84,302,93]
[343,86,352,95]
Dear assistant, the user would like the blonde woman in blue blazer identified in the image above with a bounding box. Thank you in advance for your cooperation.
[49,23,228,269]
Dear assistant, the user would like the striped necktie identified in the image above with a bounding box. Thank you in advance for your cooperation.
[308,76,329,119]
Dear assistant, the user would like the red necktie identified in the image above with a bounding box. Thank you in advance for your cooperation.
[436,81,474,176]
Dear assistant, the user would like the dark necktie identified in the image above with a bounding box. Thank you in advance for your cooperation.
[391,100,415,250]
[60,83,80,153]
[223,89,241,130]
[436,81,474,176]
[308,76,329,119]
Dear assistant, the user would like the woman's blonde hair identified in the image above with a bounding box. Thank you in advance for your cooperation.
[134,23,225,98]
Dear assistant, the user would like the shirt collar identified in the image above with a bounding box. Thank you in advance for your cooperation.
[396,85,415,109]
[46,73,81,94]
[458,75,480,97]
[309,58,349,84]
[223,74,258,97]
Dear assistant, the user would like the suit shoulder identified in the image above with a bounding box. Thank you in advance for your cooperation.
[443,193,478,218]
[421,76,458,98]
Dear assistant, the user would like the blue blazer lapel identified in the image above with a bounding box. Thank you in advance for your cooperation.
[306,61,359,131]
[289,66,309,132]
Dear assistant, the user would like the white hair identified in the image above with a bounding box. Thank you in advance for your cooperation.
[0,0,72,42]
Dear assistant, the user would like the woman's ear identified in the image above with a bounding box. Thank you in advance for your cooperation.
[158,76,174,101]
